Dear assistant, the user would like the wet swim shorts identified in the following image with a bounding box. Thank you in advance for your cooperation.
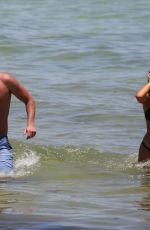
[0,136,13,173]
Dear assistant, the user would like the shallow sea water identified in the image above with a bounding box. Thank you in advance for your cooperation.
[0,0,150,229]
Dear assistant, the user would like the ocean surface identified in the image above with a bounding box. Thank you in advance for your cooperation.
[0,0,150,229]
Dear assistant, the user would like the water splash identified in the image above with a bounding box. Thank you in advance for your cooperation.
[14,150,40,177]
[0,150,40,180]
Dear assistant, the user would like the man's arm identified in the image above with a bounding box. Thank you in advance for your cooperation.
[3,73,36,139]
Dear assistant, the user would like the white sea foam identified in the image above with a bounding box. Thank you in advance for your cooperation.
[13,151,40,177]
[0,151,40,179]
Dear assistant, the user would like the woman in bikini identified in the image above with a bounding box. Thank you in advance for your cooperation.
[136,71,150,162]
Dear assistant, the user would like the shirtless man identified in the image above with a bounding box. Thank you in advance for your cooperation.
[0,72,36,173]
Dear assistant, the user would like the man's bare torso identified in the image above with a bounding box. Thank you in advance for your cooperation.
[0,74,11,135]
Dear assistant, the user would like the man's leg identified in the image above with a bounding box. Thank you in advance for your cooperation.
[0,148,13,173]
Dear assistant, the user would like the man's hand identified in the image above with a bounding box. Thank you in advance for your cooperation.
[24,125,36,139]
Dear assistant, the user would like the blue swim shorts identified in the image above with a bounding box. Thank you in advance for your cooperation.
[0,136,13,173]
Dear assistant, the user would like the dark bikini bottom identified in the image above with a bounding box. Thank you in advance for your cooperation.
[142,141,150,151]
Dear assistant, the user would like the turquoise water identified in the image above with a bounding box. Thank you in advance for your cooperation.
[0,0,150,229]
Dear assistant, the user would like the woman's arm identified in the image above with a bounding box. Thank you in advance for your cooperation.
[135,82,150,103]
[135,73,150,104]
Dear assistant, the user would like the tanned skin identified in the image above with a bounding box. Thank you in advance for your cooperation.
[0,72,36,139]
[136,72,150,162]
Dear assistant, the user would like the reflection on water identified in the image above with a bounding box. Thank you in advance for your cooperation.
[138,173,150,212]
[0,180,37,215]
[0,189,17,213]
